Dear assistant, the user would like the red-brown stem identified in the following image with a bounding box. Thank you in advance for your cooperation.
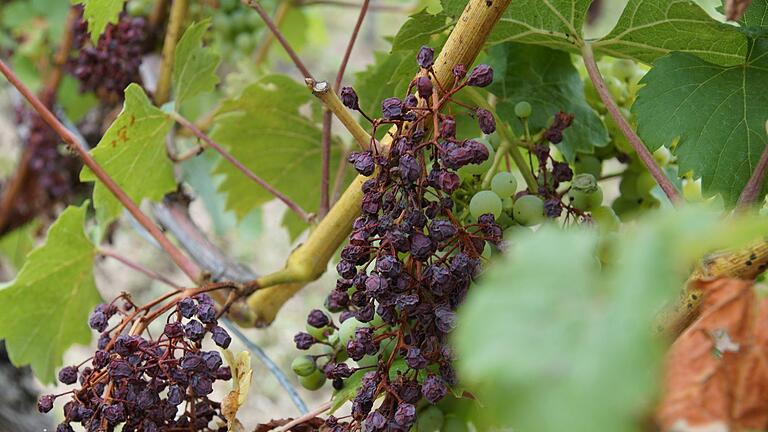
[171,112,312,222]
[581,43,681,204]
[320,110,332,216]
[296,0,405,12]
[243,0,314,80]
[334,0,369,91]
[99,248,183,290]
[0,59,202,280]
[738,136,768,207]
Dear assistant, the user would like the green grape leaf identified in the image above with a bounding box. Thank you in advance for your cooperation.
[71,0,125,44]
[440,0,466,16]
[455,207,768,431]
[591,0,747,66]
[740,0,768,27]
[486,43,608,161]
[210,75,346,236]
[0,221,38,271]
[80,84,175,226]
[173,19,221,109]
[0,204,100,382]
[391,9,452,52]
[489,0,591,52]
[633,40,768,205]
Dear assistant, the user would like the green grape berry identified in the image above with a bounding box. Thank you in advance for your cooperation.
[338,317,365,346]
[305,323,331,341]
[291,355,316,377]
[514,101,532,118]
[635,171,656,195]
[605,75,626,102]
[574,154,601,178]
[126,0,147,16]
[469,190,502,219]
[512,195,545,226]
[501,197,515,212]
[590,205,620,232]
[567,186,602,211]
[612,59,637,81]
[490,171,518,199]
[299,369,326,391]
[416,406,445,432]
[571,173,598,194]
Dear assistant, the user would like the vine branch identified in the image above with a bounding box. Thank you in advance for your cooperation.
[98,248,183,290]
[170,112,312,222]
[581,42,681,204]
[155,0,188,104]
[737,120,768,208]
[253,1,292,67]
[0,59,202,281]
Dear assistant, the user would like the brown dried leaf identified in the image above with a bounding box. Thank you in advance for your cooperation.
[657,278,768,430]
[253,418,325,432]
[725,0,753,21]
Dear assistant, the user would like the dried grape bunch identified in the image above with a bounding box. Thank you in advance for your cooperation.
[67,7,147,98]
[38,293,234,432]
[291,46,503,431]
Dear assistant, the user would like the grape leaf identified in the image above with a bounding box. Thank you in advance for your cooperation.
[80,84,175,226]
[489,0,592,52]
[633,40,768,205]
[455,207,768,431]
[71,0,125,44]
[210,75,346,236]
[441,0,466,16]
[173,19,221,109]
[486,43,608,161]
[0,204,100,382]
[739,0,768,27]
[391,9,452,52]
[591,0,747,66]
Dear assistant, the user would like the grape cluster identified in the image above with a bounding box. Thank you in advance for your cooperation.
[209,0,266,59]
[67,7,147,98]
[290,47,502,431]
[39,294,233,432]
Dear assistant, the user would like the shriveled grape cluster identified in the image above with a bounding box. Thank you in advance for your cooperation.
[68,7,147,98]
[290,47,502,431]
[38,294,233,432]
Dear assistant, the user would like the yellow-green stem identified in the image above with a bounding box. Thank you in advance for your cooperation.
[155,0,188,104]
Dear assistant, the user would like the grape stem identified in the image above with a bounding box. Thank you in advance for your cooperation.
[98,248,184,291]
[170,111,312,223]
[580,42,682,204]
[463,87,538,191]
[308,80,373,150]
[155,0,188,104]
[0,59,202,281]
[274,401,332,432]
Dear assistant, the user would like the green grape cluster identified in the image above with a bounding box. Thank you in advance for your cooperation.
[209,0,267,59]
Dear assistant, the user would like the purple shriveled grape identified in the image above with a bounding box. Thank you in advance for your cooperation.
[422,375,448,404]
[409,232,435,260]
[434,305,457,333]
[544,198,564,218]
[93,350,110,368]
[544,129,563,144]
[398,153,421,183]
[211,326,232,348]
[405,348,428,369]
[167,385,184,405]
[466,64,494,87]
[429,219,458,242]
[440,116,457,138]
[476,107,496,134]
[294,332,316,350]
[466,139,490,164]
[416,76,433,99]
[365,411,387,431]
[307,309,330,328]
[341,86,360,110]
[88,310,108,332]
[58,366,79,384]
[38,394,55,413]
[56,424,74,432]
[183,320,205,341]
[163,322,184,339]
[336,259,357,279]
[453,64,467,79]
[350,151,375,176]
[102,403,126,424]
[197,302,217,324]
[417,46,435,68]
[553,161,574,182]
[394,403,417,428]
[381,97,403,119]
[178,297,197,318]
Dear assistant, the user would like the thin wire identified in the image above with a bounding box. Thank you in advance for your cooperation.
[221,318,309,415]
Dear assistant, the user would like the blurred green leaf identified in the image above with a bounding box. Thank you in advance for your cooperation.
[72,0,126,44]
[0,221,38,271]
[455,206,768,431]
[0,204,100,383]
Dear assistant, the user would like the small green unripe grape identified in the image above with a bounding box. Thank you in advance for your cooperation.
[481,242,492,259]
[459,140,495,176]
[126,0,146,16]
[490,172,518,199]
[235,33,256,53]
[605,76,626,102]
[611,195,639,219]
[514,101,532,118]
[497,211,514,227]
[306,323,331,341]
[442,416,469,432]
[574,154,602,178]
[568,186,602,211]
[612,59,637,81]
[416,406,445,432]
[619,172,640,198]
[469,190,502,219]
[653,146,672,166]
[338,317,366,346]
[291,355,316,377]
[501,197,515,212]
[299,369,326,391]
[571,173,598,194]
[513,195,545,226]
[635,171,656,195]
[590,206,620,232]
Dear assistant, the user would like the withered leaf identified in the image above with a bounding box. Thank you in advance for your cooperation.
[657,278,768,430]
